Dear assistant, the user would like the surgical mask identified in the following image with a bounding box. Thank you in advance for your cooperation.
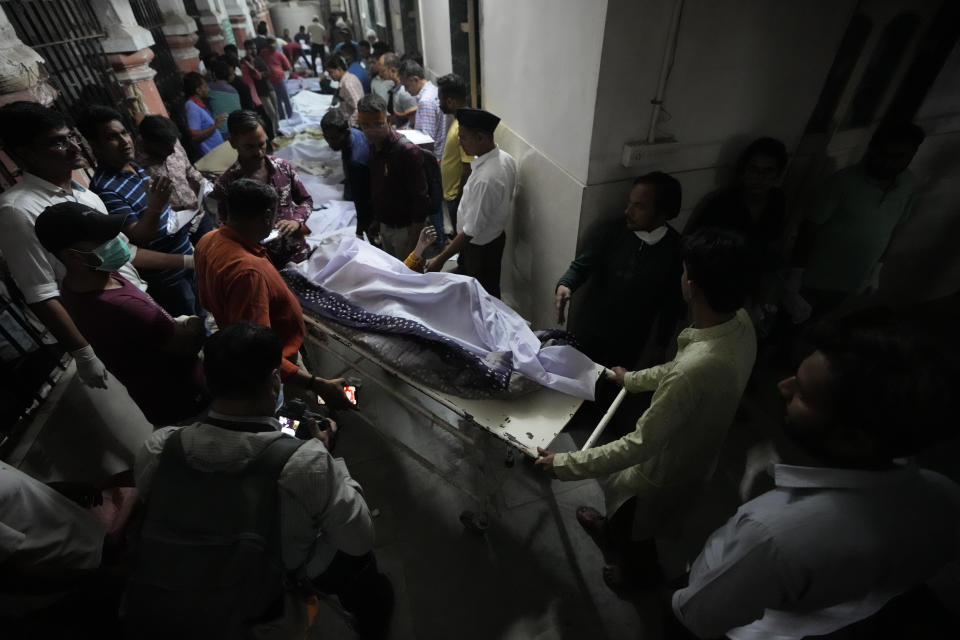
[84,236,131,272]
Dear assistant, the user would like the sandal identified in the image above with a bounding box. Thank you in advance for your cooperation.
[602,563,636,596]
[576,505,608,537]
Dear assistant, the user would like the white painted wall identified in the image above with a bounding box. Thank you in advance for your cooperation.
[269,0,324,38]
[417,0,453,79]
[481,0,608,183]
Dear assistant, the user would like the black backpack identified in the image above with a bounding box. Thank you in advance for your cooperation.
[122,429,306,639]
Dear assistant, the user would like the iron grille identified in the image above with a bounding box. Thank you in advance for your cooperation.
[130,0,183,108]
[1,0,123,123]
[182,0,212,60]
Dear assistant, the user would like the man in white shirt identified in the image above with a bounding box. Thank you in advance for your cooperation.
[672,310,960,639]
[0,102,194,388]
[132,322,393,638]
[426,108,517,298]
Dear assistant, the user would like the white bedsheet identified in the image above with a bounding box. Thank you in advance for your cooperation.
[292,234,599,400]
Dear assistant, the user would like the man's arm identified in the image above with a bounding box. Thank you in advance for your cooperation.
[131,248,193,271]
[425,231,470,271]
[165,315,205,358]
[287,165,314,224]
[100,177,172,247]
[672,516,792,638]
[349,164,374,236]
[134,426,181,498]
[28,298,87,352]
[551,369,695,480]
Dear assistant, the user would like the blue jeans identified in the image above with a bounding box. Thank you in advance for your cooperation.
[146,271,200,317]
[272,81,293,120]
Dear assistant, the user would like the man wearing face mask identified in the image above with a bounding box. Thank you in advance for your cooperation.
[0,101,194,389]
[553,171,685,368]
[35,202,208,425]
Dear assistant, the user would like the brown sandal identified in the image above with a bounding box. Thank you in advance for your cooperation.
[576,505,609,539]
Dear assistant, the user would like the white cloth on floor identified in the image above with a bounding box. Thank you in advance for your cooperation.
[293,233,599,399]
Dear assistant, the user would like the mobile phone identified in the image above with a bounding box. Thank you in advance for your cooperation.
[278,415,300,437]
[343,384,358,406]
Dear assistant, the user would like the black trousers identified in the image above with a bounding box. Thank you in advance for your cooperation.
[461,232,506,298]
[311,551,393,639]
[310,43,326,73]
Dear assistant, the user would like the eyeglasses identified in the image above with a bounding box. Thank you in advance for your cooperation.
[49,131,83,152]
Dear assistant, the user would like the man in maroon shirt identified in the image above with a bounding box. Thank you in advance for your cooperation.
[357,93,430,260]
[196,178,351,408]
[35,202,208,425]
[211,110,313,268]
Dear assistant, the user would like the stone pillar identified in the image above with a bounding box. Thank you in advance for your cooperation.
[193,0,229,55]
[253,0,276,37]
[90,0,168,120]
[156,0,201,73]
[0,11,58,109]
[224,0,254,46]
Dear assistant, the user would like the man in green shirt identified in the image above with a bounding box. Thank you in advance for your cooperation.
[791,122,924,315]
[537,228,758,591]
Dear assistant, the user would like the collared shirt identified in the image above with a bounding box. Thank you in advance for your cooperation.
[259,48,291,84]
[673,463,960,640]
[411,81,446,157]
[371,75,392,103]
[387,83,418,122]
[341,128,372,235]
[457,146,517,246]
[135,413,373,577]
[368,130,429,228]
[441,118,472,201]
[307,23,326,43]
[804,163,917,293]
[184,99,225,157]
[553,310,757,519]
[137,140,203,212]
[348,61,371,94]
[0,461,105,571]
[195,227,305,380]
[212,155,313,266]
[242,55,271,97]
[337,71,365,127]
[92,163,192,284]
[207,79,241,135]
[0,172,146,303]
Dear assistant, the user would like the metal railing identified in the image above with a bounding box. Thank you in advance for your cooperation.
[130,0,183,109]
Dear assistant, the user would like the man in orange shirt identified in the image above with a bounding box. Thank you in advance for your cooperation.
[195,178,351,407]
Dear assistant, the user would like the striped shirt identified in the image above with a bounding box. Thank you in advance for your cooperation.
[411,80,446,157]
[91,163,192,284]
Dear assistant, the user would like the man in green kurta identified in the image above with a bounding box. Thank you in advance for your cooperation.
[538,228,758,591]
[555,172,685,368]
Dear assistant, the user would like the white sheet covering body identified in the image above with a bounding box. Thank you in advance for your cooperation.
[293,234,599,400]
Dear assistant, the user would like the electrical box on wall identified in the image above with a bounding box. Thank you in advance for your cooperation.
[621,140,685,168]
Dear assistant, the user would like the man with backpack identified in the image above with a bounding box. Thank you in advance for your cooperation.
[426,108,516,299]
[357,93,433,260]
[127,322,393,639]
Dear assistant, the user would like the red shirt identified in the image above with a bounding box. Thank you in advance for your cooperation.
[259,48,291,84]
[60,275,207,424]
[195,227,305,379]
[369,131,429,228]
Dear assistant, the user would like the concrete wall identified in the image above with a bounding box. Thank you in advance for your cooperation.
[269,0,323,38]
[418,0,453,79]
[479,0,609,326]
[581,0,857,237]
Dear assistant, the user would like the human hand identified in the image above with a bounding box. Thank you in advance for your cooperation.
[312,376,356,410]
[606,366,627,387]
[534,447,555,474]
[555,285,572,324]
[276,219,302,237]
[71,345,108,389]
[146,176,173,211]
[215,113,228,126]
[424,257,443,273]
[302,415,338,450]
[176,315,205,337]
[414,225,438,256]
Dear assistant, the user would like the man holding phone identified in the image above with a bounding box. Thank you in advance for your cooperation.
[131,323,393,637]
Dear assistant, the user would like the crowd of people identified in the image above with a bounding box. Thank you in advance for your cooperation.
[0,14,957,640]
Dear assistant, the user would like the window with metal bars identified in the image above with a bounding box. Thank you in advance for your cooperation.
[0,0,123,125]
